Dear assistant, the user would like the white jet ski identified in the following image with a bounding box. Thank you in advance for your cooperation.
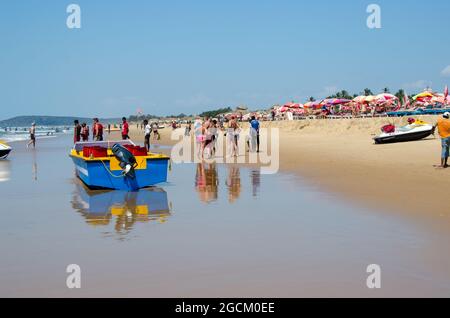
[374,119,435,144]
[0,141,12,159]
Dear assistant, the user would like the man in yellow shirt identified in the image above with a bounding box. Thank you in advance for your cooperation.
[436,112,450,168]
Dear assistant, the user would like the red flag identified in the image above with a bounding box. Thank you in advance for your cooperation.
[404,92,410,109]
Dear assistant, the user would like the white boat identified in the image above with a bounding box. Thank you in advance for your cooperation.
[0,141,12,159]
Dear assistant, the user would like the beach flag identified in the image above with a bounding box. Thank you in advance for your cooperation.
[404,92,410,108]
[445,85,448,104]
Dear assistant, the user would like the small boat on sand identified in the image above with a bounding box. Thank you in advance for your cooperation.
[374,119,435,144]
[69,140,170,191]
[0,141,12,159]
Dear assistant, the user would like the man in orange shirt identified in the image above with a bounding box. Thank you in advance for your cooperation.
[436,112,450,168]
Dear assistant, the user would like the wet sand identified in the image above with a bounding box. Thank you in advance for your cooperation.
[122,116,450,224]
[1,132,450,297]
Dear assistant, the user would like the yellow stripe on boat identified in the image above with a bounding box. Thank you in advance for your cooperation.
[135,205,149,215]
[69,149,169,164]
[111,206,126,216]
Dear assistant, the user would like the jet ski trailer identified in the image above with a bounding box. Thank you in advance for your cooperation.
[374,124,435,144]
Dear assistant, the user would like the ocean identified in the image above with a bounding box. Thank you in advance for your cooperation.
[0,126,70,142]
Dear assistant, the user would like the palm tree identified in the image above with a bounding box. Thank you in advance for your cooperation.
[309,97,316,102]
[363,88,373,96]
[394,89,405,103]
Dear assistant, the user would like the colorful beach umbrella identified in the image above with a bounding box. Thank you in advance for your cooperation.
[413,92,434,101]
[283,102,303,109]
[321,98,352,106]
[353,95,376,104]
[375,93,397,101]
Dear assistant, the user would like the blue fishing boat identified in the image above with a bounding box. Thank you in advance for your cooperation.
[69,140,169,191]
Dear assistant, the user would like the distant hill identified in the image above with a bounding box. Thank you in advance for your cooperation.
[0,116,121,127]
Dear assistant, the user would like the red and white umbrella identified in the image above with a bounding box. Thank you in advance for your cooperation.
[283,102,303,109]
[375,93,397,103]
[353,95,376,104]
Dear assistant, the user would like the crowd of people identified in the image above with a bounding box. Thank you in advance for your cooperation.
[72,117,130,144]
[191,115,260,159]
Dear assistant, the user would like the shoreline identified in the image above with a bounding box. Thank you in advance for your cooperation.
[8,117,446,224]
[117,116,450,225]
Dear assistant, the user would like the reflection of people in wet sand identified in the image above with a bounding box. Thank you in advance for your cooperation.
[32,150,37,181]
[195,163,219,203]
[226,166,241,203]
[250,169,261,197]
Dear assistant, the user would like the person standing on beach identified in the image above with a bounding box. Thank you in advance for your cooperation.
[185,121,192,137]
[193,117,204,158]
[93,118,104,141]
[27,122,36,148]
[73,120,81,144]
[121,117,130,140]
[436,112,450,168]
[151,122,160,141]
[107,123,111,134]
[227,116,240,157]
[80,123,89,141]
[250,115,260,153]
[143,119,151,152]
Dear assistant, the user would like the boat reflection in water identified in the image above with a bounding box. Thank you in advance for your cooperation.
[0,160,11,182]
[71,181,171,236]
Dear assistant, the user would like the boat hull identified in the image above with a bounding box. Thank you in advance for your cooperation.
[374,127,435,144]
[71,155,169,191]
[0,149,11,159]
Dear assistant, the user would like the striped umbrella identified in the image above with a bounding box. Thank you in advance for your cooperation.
[321,98,352,106]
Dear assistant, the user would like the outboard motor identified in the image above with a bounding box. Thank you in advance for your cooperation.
[111,144,137,178]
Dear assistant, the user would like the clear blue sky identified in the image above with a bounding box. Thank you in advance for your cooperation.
[1,0,449,119]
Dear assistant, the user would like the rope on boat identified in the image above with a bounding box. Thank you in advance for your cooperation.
[101,160,126,178]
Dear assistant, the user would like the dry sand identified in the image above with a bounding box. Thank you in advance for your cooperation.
[110,116,450,224]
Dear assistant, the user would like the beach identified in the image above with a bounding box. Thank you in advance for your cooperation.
[2,133,450,297]
[117,116,450,225]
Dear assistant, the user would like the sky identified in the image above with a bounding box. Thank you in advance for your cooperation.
[1,0,449,119]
